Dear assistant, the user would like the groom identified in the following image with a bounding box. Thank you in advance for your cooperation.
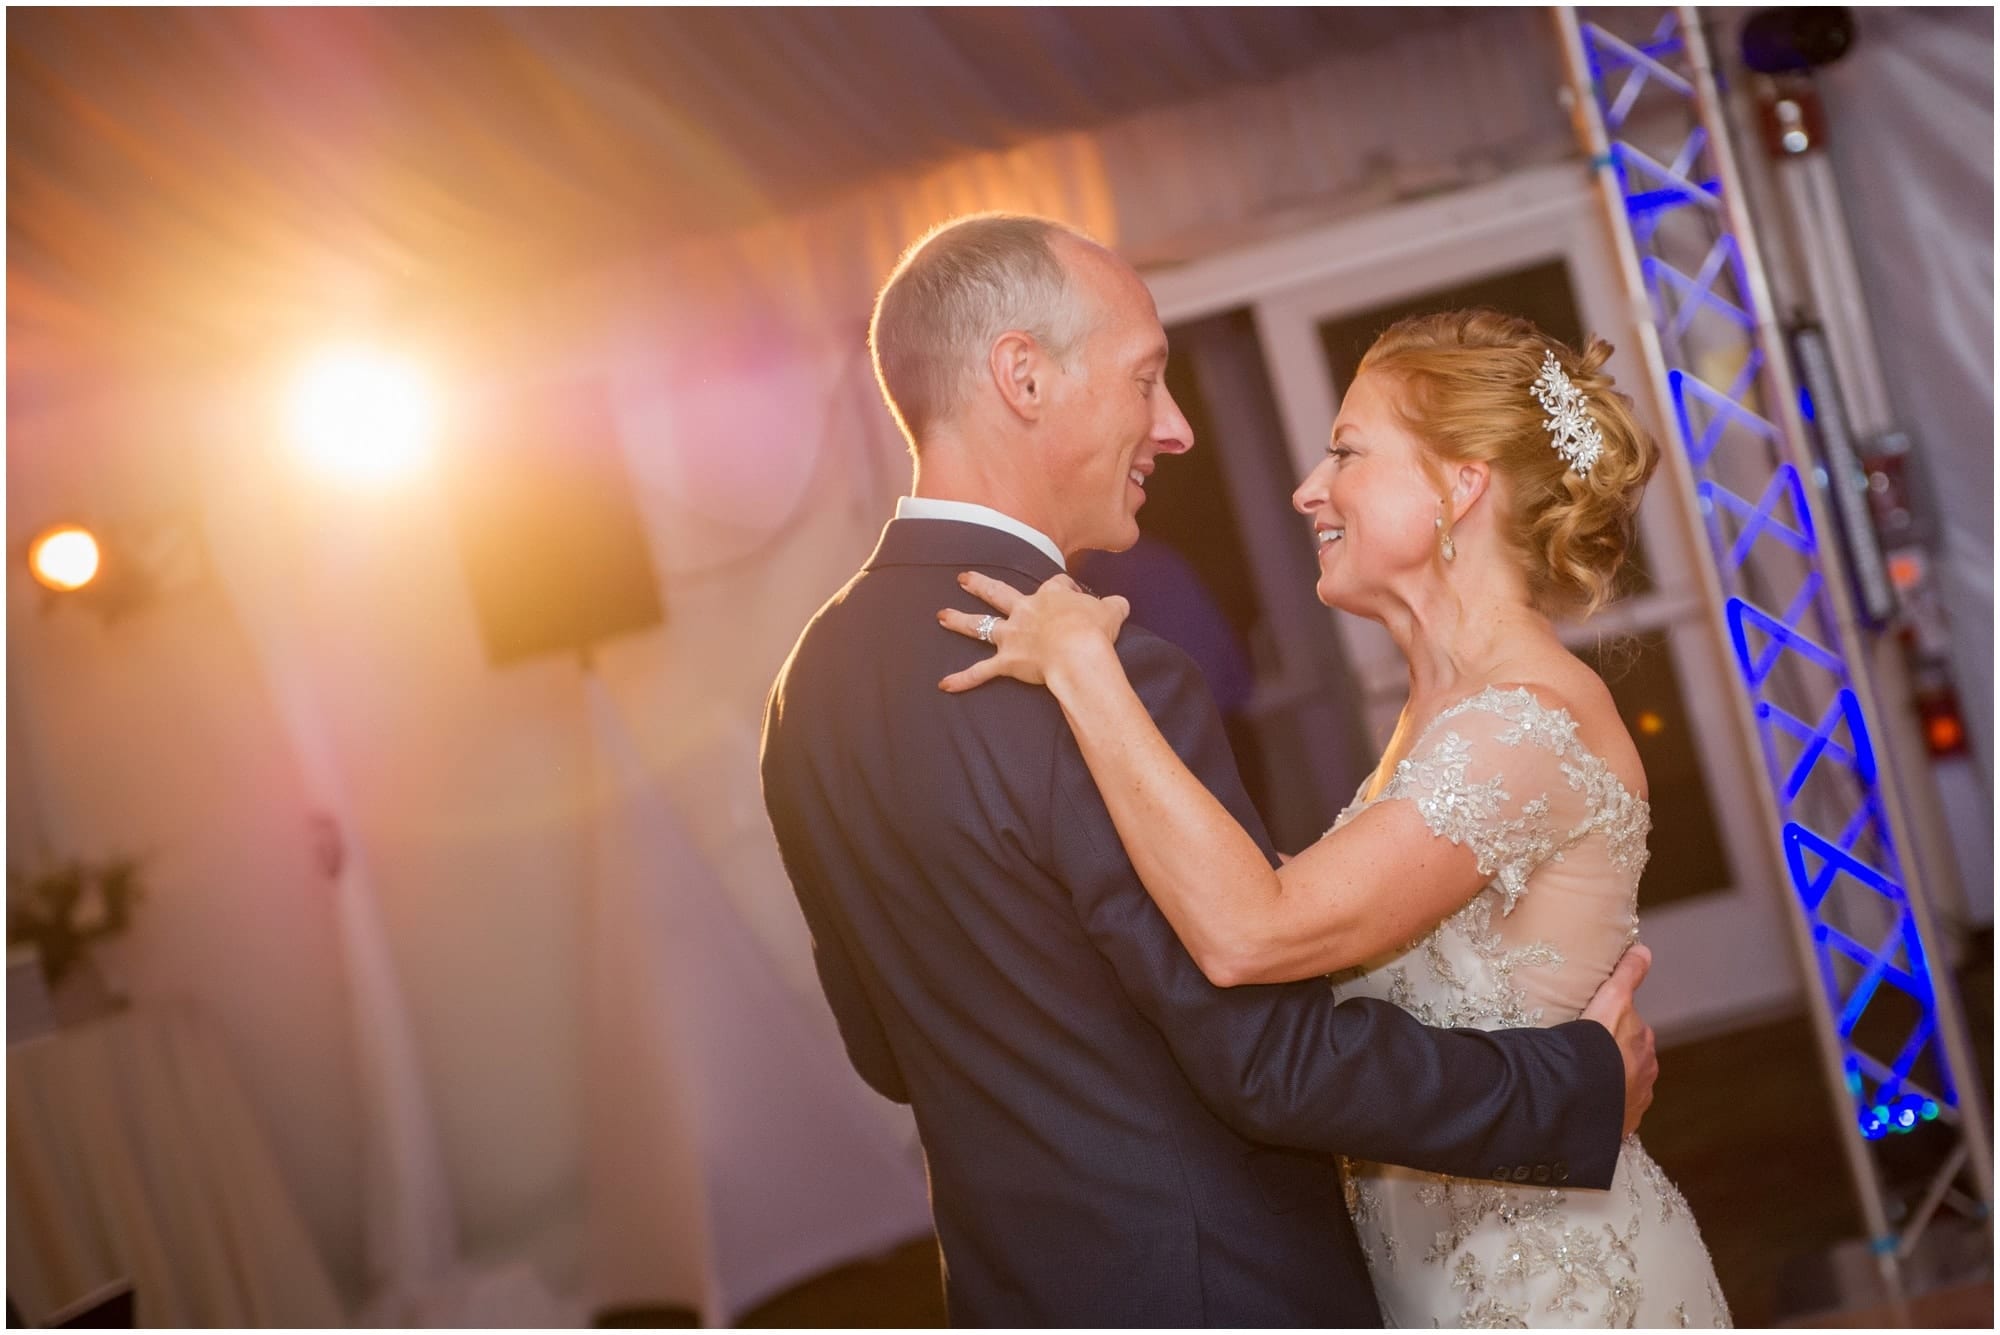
[760,214,1656,1326]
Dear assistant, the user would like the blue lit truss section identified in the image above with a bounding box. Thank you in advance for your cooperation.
[1566,10,1968,1162]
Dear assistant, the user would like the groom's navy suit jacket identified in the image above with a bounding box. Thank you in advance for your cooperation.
[761,519,1624,1327]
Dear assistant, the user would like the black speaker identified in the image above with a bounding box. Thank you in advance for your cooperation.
[1738,8,1856,74]
[449,377,664,667]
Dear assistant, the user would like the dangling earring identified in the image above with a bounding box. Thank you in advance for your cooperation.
[1436,504,1456,563]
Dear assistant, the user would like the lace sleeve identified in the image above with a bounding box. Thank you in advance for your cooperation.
[1375,687,1597,915]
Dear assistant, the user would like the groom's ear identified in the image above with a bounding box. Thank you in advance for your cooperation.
[990,331,1045,422]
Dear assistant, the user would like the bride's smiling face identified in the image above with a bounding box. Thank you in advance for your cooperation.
[1291,370,1445,617]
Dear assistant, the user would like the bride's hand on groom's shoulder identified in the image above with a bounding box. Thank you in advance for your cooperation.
[936,571,1129,693]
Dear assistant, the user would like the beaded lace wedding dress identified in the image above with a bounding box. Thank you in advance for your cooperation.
[1329,686,1730,1328]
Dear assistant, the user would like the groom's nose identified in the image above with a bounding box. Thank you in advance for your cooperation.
[1154,382,1193,455]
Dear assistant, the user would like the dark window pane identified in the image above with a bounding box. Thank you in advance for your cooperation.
[1317,260,1586,394]
[1128,327,1263,648]
[1077,309,1369,851]
[1573,631,1735,908]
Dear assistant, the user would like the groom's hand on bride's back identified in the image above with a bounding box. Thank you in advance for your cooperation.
[1581,943,1658,1138]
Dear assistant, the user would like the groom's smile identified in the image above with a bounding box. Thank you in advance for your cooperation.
[1030,235,1194,559]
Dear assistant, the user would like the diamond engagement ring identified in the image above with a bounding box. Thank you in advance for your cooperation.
[977,614,999,645]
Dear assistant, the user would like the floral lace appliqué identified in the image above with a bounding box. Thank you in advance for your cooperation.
[1328,687,1727,1328]
[1372,687,1649,916]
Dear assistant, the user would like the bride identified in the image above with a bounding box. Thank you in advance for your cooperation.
[937,310,1730,1328]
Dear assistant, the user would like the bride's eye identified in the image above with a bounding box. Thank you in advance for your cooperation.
[1327,446,1354,462]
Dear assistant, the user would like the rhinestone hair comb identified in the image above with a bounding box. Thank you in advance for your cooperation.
[1529,349,1604,477]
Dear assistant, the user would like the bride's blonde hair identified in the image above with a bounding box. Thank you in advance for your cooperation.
[1356,309,1659,617]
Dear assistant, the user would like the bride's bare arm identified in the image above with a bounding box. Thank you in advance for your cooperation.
[939,571,1492,985]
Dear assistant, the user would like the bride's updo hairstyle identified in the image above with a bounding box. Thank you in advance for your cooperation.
[1355,309,1659,617]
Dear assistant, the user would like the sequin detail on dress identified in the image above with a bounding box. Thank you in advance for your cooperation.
[1328,687,1730,1328]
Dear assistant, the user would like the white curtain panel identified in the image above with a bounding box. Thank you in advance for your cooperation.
[201,453,579,1325]
[201,458,461,1309]
[580,7,1576,363]
[582,676,931,1325]
[1822,7,1995,774]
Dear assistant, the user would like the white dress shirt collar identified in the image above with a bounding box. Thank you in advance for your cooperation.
[894,496,1066,571]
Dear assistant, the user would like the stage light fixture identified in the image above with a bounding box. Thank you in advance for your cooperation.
[288,346,435,483]
[29,525,101,592]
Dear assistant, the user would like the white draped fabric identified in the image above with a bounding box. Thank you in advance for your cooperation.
[8,1007,346,1327]
[202,492,459,1301]
[201,452,578,1326]
[582,678,930,1324]
[576,8,1576,351]
[186,390,931,1319]
[1822,7,1995,774]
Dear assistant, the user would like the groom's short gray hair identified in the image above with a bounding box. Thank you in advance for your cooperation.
[870,213,1098,452]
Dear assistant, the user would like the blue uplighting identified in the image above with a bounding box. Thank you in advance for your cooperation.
[1858,1093,1935,1140]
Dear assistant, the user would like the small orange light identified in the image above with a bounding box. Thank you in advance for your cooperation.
[1636,710,1666,737]
[1926,714,1964,754]
[29,525,101,591]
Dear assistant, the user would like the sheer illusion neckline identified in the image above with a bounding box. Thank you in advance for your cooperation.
[1351,684,1651,817]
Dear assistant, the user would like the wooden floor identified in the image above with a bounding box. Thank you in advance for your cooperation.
[1776,1278,1994,1328]
[699,940,1997,1328]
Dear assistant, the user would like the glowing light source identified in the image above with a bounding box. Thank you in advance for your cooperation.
[288,347,435,482]
[1636,709,1666,737]
[29,525,101,591]
[1860,1093,1940,1140]
[1926,714,1965,754]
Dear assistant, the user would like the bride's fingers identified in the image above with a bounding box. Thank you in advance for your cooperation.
[936,608,1002,643]
[938,657,1006,693]
[956,571,1023,613]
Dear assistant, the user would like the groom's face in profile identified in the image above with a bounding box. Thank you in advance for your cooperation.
[1036,242,1193,558]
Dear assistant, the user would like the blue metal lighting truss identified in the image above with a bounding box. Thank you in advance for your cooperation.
[1554,5,1991,1282]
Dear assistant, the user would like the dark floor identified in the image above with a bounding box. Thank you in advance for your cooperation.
[710,940,1996,1327]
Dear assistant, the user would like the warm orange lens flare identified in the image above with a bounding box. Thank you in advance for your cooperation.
[29,525,102,591]
[288,347,435,483]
